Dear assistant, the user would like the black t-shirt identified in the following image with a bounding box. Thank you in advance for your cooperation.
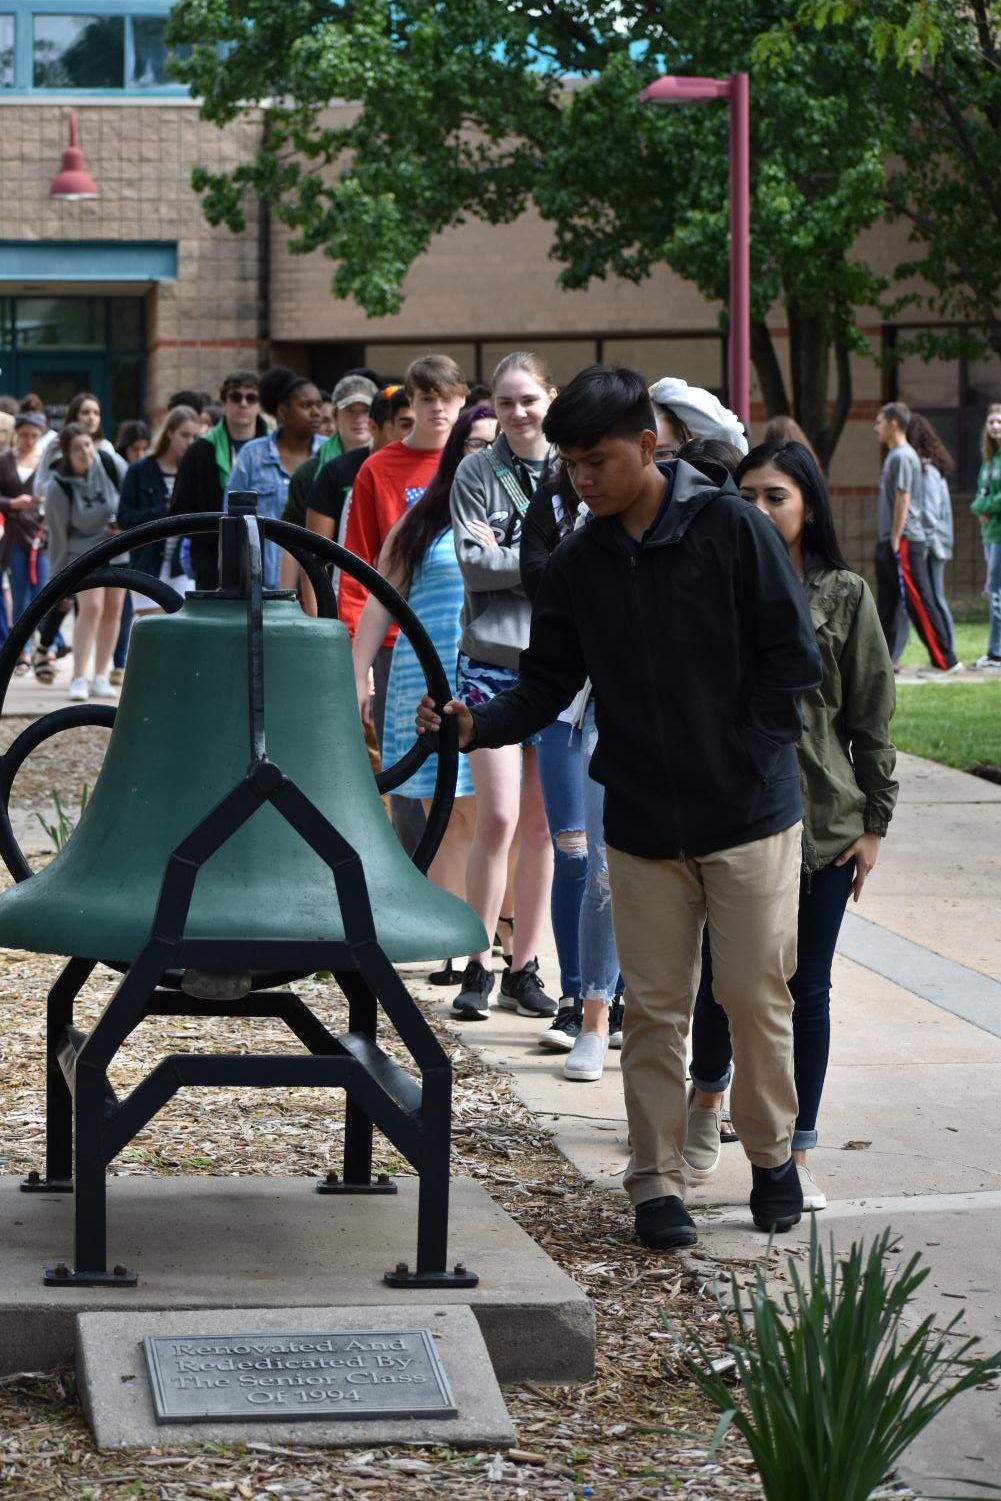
[306,445,371,530]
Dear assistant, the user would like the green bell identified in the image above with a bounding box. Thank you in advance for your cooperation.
[0,596,486,966]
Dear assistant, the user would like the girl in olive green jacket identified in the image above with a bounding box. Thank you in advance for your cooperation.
[687,440,897,1214]
[971,403,1001,668]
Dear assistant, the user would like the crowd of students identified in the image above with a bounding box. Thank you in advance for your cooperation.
[0,353,995,1248]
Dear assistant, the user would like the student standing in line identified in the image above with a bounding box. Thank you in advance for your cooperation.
[0,410,47,668]
[684,440,897,1213]
[419,367,823,1249]
[337,356,467,733]
[117,405,201,614]
[971,403,1001,671]
[169,370,267,592]
[907,413,956,655]
[44,423,125,702]
[224,366,324,590]
[446,351,561,1025]
[351,405,496,925]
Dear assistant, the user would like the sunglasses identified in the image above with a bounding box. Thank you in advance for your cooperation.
[227,391,259,405]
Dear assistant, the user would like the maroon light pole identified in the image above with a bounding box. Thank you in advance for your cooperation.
[640,73,750,431]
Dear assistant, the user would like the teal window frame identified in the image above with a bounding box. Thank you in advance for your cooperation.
[2,0,187,94]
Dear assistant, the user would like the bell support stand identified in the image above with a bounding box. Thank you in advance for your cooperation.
[0,500,481,1289]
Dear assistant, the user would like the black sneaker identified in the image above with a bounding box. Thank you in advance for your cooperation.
[498,965,558,1018]
[450,960,495,1020]
[538,1001,582,1052]
[635,1195,698,1250]
[750,1158,803,1232]
[608,998,624,1049]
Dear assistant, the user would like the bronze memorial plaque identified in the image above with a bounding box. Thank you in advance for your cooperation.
[143,1330,458,1423]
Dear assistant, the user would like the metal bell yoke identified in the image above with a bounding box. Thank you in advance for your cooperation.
[0,497,487,1290]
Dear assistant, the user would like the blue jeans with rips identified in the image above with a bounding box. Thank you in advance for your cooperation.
[537,717,585,999]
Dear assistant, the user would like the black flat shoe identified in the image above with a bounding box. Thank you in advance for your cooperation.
[635,1195,698,1250]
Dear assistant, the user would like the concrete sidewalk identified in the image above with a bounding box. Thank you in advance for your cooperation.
[414,752,1001,1496]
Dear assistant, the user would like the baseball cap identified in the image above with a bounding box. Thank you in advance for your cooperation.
[332,375,378,410]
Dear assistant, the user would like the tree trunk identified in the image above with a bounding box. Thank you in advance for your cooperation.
[788,301,829,457]
[815,336,852,474]
[750,320,789,419]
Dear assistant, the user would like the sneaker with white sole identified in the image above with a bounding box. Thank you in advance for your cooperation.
[916,660,963,678]
[563,1029,608,1082]
[450,960,495,1021]
[538,1001,582,1052]
[608,997,624,1049]
[91,674,116,697]
[682,1083,722,1182]
[796,1161,827,1211]
[67,677,89,701]
[498,965,558,1018]
[971,654,1001,671]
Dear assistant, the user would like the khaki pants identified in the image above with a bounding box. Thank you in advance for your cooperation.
[607,824,801,1206]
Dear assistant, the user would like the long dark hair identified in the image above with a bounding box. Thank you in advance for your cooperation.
[65,391,104,443]
[385,405,496,584]
[735,440,850,571]
[907,412,954,476]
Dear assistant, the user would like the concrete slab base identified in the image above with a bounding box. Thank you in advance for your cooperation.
[77,1304,515,1450]
[0,1175,594,1383]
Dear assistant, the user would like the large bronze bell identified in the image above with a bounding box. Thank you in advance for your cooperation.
[0,500,487,1289]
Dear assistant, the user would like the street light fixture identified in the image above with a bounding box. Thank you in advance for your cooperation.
[640,73,750,430]
[49,110,100,201]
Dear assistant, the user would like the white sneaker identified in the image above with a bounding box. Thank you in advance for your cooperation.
[563,1030,608,1082]
[797,1162,827,1211]
[91,674,117,697]
[916,661,963,678]
[971,654,1001,672]
[67,677,89,701]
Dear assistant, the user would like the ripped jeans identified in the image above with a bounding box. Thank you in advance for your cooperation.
[537,718,586,997]
[580,701,620,1002]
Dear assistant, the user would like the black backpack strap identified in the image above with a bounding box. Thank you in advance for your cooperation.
[98,449,121,492]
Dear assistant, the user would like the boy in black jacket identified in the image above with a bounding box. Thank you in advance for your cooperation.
[417,366,822,1249]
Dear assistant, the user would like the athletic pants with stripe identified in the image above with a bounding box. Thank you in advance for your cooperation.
[875,538,956,670]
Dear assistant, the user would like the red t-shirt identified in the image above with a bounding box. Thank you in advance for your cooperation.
[337,441,441,643]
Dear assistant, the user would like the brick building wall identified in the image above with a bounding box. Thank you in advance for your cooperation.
[0,100,264,416]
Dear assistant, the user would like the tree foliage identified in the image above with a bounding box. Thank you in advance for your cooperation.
[768,0,1001,365]
[167,0,900,465]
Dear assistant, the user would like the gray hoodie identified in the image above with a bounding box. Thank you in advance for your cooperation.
[449,433,555,670]
[44,457,120,573]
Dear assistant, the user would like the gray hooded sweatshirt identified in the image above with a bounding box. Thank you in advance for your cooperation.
[44,456,120,574]
[449,432,555,670]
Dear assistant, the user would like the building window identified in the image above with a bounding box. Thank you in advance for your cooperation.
[2,5,184,92]
[33,13,124,88]
[15,296,105,350]
[0,14,13,86]
[131,14,170,87]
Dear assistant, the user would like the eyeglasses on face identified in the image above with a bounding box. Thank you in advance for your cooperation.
[464,437,491,451]
[228,390,259,405]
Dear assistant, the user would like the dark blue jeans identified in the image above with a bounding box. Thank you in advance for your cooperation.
[690,857,855,1151]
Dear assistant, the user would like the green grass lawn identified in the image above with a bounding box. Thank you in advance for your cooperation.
[893,682,1001,770]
